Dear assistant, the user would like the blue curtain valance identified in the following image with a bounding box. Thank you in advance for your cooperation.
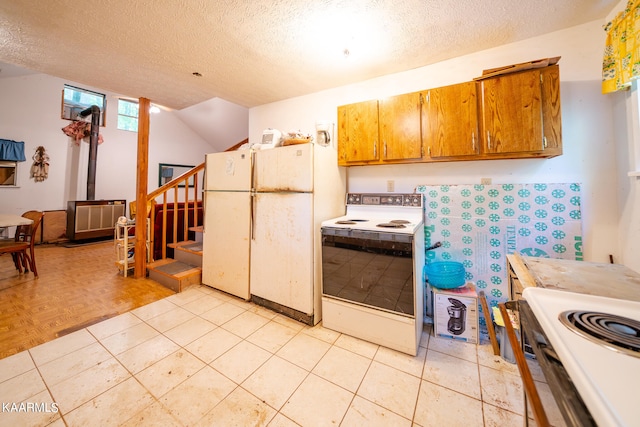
[0,139,26,162]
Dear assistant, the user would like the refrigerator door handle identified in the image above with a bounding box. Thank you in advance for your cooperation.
[250,150,258,240]
[250,190,256,240]
[250,150,256,191]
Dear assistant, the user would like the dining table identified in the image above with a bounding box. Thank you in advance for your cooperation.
[0,214,33,239]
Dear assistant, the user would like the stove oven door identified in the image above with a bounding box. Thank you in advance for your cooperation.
[321,228,415,317]
[501,301,596,427]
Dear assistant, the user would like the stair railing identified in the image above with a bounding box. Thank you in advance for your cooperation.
[146,164,204,261]
[140,138,248,263]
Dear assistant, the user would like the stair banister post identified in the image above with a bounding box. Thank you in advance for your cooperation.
[134,97,151,278]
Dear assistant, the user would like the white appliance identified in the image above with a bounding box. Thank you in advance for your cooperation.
[321,193,425,355]
[523,287,640,427]
[202,143,345,325]
[257,128,282,149]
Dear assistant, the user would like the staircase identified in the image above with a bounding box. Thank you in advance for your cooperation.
[147,226,203,292]
[132,140,247,293]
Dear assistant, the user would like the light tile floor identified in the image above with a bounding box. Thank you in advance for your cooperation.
[0,286,565,427]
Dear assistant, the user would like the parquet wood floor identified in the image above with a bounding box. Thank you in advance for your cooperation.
[0,241,174,359]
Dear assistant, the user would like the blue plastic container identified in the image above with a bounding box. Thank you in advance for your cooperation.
[424,261,466,289]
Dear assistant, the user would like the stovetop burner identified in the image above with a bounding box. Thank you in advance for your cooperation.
[559,310,640,358]
[377,222,407,228]
[336,219,369,224]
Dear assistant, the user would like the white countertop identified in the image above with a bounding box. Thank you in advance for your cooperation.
[521,256,640,303]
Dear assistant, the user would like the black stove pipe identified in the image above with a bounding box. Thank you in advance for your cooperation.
[78,105,101,201]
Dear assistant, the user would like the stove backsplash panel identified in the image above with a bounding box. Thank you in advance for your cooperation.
[416,183,582,314]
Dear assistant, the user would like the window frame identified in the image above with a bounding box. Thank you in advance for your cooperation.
[61,85,106,126]
[117,99,139,132]
[0,161,18,187]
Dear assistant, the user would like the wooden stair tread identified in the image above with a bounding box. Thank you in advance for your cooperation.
[147,259,202,293]
[147,258,177,268]
[189,225,203,233]
[175,242,203,253]
[148,260,200,276]
[167,240,198,249]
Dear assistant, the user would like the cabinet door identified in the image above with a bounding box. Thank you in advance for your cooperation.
[379,91,423,160]
[425,82,479,157]
[480,69,544,154]
[541,65,562,153]
[337,100,379,164]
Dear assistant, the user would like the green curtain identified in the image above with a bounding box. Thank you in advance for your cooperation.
[602,0,640,93]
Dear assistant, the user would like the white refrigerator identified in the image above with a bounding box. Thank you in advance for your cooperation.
[202,143,345,325]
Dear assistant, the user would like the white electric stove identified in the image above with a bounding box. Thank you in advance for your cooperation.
[523,287,640,427]
[321,193,424,234]
[320,193,425,355]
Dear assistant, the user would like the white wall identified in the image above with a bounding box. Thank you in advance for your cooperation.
[0,73,213,216]
[175,97,249,152]
[249,20,636,268]
[607,0,640,274]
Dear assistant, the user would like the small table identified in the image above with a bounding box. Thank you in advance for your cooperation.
[0,214,33,239]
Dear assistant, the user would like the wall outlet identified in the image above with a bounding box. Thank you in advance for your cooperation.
[481,178,492,185]
[387,180,395,192]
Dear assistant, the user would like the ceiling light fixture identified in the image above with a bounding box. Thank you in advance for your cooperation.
[343,48,350,58]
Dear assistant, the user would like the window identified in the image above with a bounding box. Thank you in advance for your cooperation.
[117,99,139,132]
[61,85,106,126]
[0,161,17,186]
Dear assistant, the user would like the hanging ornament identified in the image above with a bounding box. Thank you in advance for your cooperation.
[61,120,104,145]
[31,146,49,182]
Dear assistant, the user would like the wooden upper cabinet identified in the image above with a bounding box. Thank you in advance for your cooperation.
[424,81,479,158]
[337,100,379,165]
[379,91,423,161]
[337,63,562,166]
[479,65,562,155]
[480,69,543,153]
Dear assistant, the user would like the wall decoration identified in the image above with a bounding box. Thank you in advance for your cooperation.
[416,183,583,316]
[158,163,195,187]
[30,146,50,182]
[61,121,104,145]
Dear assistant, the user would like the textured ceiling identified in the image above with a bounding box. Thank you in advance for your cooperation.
[0,0,618,109]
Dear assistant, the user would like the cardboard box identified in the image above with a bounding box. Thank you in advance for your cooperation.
[433,284,479,343]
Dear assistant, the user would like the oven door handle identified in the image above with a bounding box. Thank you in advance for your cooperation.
[499,303,551,427]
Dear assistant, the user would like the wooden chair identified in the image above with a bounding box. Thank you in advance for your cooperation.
[0,211,43,277]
